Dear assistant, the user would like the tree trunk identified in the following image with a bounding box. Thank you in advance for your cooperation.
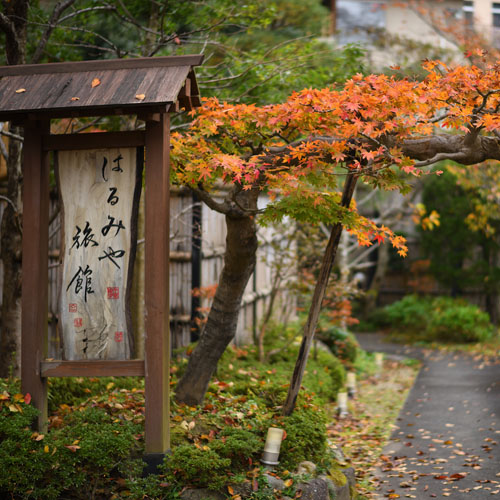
[0,1,28,376]
[362,241,390,316]
[175,193,259,405]
[282,172,358,416]
[0,126,23,377]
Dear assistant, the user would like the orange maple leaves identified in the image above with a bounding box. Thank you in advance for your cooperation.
[171,59,500,254]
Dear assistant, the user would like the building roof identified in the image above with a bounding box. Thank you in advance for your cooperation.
[0,55,203,120]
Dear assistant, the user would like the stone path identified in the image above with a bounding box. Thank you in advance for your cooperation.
[355,333,500,499]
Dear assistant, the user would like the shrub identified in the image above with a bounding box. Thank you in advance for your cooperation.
[162,445,231,491]
[379,294,495,344]
[0,379,144,499]
[279,404,328,469]
[209,427,262,467]
[381,294,432,332]
[428,297,494,343]
[0,382,76,499]
[317,326,359,364]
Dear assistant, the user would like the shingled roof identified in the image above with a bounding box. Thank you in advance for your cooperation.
[0,55,203,120]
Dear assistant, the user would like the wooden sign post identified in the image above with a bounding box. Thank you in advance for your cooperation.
[0,55,203,460]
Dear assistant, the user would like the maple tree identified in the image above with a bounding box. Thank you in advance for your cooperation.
[0,0,352,376]
[172,56,500,412]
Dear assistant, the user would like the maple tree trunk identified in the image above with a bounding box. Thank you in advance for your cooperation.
[282,172,358,416]
[175,203,258,405]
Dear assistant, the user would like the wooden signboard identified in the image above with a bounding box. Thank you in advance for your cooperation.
[57,148,142,360]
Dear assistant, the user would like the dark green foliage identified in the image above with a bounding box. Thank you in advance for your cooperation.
[55,406,142,470]
[317,326,359,365]
[427,297,495,343]
[379,294,495,343]
[420,169,500,296]
[162,445,231,491]
[47,376,143,412]
[279,406,328,469]
[0,379,144,499]
[209,427,262,467]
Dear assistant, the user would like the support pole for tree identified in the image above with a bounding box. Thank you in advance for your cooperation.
[21,119,50,431]
[282,171,358,416]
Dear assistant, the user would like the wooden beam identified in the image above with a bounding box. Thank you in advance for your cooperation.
[41,360,145,377]
[21,119,50,432]
[43,131,145,151]
[0,55,204,77]
[144,114,171,454]
[0,105,171,122]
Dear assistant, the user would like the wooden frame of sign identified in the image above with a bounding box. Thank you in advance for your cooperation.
[0,55,203,458]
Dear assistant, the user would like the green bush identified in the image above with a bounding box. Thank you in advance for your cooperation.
[0,379,144,499]
[317,326,359,364]
[428,297,494,343]
[162,445,231,491]
[0,386,77,499]
[209,427,263,467]
[379,294,495,343]
[279,405,328,469]
[381,294,432,331]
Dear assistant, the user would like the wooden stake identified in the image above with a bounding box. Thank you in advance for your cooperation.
[282,172,358,416]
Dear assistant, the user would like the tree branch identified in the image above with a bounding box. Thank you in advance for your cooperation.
[0,129,23,141]
[31,0,79,64]
[191,186,231,215]
[0,11,20,64]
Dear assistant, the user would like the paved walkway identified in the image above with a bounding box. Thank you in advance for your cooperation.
[355,333,500,499]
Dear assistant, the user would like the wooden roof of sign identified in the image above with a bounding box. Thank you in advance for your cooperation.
[0,55,203,120]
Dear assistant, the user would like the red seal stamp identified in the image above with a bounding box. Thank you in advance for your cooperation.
[69,303,77,313]
[107,287,119,299]
[114,331,124,342]
[74,317,83,328]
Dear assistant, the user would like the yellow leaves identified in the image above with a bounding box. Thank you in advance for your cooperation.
[180,420,196,431]
[44,445,50,453]
[15,88,26,93]
[70,97,80,101]
[135,93,146,101]
[91,78,101,88]
[411,203,440,231]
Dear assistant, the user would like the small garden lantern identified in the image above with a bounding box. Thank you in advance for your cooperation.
[346,372,356,398]
[337,391,349,417]
[261,427,285,466]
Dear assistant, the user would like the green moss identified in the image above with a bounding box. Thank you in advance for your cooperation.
[209,427,262,467]
[327,466,347,487]
[162,445,231,491]
[279,405,327,469]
